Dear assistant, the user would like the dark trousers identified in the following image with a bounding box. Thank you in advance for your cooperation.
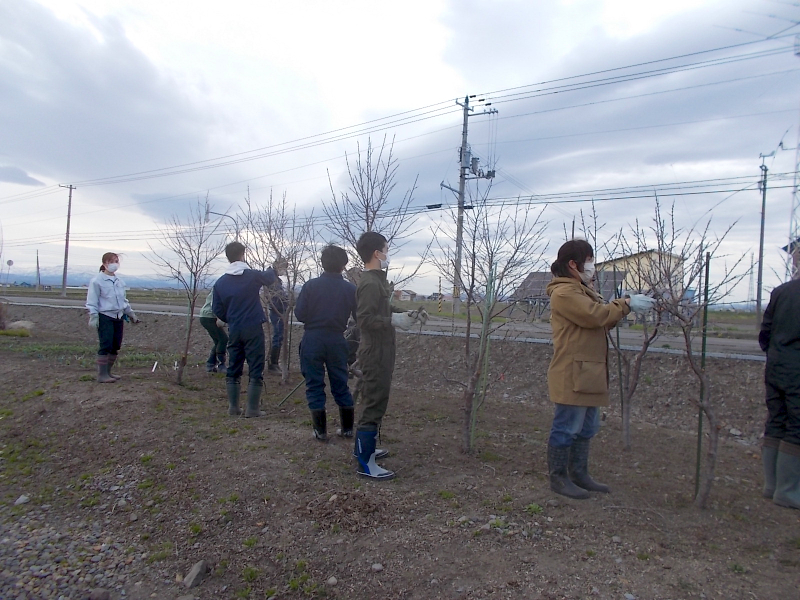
[98,314,124,356]
[226,324,265,383]
[356,335,395,431]
[765,379,800,445]
[199,317,228,367]
[299,330,353,411]
[269,309,284,350]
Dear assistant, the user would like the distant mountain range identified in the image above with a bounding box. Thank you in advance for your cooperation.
[3,266,183,289]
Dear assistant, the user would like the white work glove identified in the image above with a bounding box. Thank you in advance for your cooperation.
[88,314,99,329]
[216,318,226,328]
[409,308,429,326]
[391,312,416,330]
[629,294,656,313]
[127,311,141,324]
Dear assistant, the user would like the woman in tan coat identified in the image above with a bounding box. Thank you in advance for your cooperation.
[545,240,654,499]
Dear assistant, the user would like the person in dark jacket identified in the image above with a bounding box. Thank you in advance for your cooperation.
[294,245,357,441]
[759,278,800,509]
[267,257,289,373]
[352,232,425,480]
[212,242,281,418]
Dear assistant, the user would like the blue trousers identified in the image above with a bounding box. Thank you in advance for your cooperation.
[226,323,265,383]
[299,330,353,411]
[765,380,800,445]
[548,404,600,448]
[269,309,284,350]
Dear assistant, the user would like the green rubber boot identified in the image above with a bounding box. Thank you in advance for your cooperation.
[762,437,780,499]
[773,440,800,510]
[226,378,242,416]
[245,380,265,418]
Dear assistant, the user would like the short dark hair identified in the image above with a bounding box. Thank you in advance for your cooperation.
[550,239,594,278]
[356,231,387,264]
[320,245,348,273]
[225,241,246,263]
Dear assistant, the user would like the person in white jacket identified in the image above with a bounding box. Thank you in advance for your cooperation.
[85,252,140,382]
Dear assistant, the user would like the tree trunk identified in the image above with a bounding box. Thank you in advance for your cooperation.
[461,356,482,454]
[177,313,195,385]
[694,372,720,509]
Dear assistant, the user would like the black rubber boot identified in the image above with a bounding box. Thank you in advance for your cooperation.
[245,380,265,418]
[106,354,122,380]
[226,377,242,416]
[774,440,800,510]
[762,437,781,499]
[268,347,281,373]
[568,436,610,493]
[311,409,328,442]
[338,406,355,438]
[548,445,589,500]
[96,355,116,384]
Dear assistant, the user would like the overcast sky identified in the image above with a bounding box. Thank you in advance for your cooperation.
[1,0,799,300]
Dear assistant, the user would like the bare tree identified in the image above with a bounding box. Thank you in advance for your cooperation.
[632,200,747,508]
[431,194,548,453]
[323,135,428,285]
[237,190,319,382]
[147,197,226,385]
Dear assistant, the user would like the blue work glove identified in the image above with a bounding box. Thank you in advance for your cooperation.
[629,294,656,313]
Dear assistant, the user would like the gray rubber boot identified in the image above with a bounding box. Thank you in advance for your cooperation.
[245,380,265,418]
[762,437,781,499]
[569,436,610,493]
[548,445,589,500]
[311,409,328,442]
[226,378,242,416]
[96,355,116,384]
[773,440,800,510]
[106,354,122,380]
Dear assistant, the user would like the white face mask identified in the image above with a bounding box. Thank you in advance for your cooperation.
[579,261,594,284]
[106,262,120,273]
[378,251,390,270]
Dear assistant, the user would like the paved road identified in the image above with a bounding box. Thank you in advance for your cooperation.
[4,294,762,357]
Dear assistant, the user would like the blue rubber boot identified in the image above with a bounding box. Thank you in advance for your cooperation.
[355,430,395,480]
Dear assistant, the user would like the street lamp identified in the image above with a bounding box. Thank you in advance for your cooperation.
[204,206,240,240]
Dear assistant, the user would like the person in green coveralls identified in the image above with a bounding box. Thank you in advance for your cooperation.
[352,232,427,480]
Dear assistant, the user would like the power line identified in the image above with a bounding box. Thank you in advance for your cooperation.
[8,35,788,193]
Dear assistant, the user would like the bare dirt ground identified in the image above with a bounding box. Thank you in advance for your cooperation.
[0,305,798,600]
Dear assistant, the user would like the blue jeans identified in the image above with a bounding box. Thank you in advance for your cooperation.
[548,404,599,448]
[299,330,353,411]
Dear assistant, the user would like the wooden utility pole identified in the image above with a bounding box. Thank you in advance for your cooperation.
[59,184,76,297]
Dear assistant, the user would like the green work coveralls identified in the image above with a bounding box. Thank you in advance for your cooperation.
[356,269,401,431]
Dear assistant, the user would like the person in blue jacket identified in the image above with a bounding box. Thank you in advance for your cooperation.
[212,242,281,417]
[294,245,357,441]
[267,256,289,373]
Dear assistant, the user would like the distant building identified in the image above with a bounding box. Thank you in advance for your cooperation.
[596,250,683,297]
[393,289,417,302]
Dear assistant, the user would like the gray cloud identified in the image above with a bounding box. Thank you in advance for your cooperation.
[0,165,43,185]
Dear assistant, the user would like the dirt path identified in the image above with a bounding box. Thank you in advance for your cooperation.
[0,305,798,599]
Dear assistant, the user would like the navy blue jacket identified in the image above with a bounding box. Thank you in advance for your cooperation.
[294,271,356,334]
[213,268,280,333]
[760,278,800,386]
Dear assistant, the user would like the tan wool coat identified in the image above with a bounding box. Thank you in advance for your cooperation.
[546,277,630,407]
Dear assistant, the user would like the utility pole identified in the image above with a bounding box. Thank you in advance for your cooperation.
[36,250,41,291]
[788,35,800,281]
[59,184,75,298]
[443,95,497,313]
[756,160,769,324]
